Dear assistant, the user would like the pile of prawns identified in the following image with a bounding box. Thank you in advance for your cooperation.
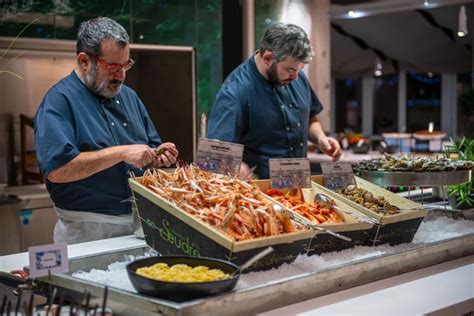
[264,189,343,224]
[138,164,304,241]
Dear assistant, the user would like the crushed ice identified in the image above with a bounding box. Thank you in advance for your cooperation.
[72,215,474,293]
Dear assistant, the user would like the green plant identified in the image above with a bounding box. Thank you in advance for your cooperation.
[444,137,474,206]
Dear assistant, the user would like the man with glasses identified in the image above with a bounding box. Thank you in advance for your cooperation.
[34,17,179,244]
[208,23,341,179]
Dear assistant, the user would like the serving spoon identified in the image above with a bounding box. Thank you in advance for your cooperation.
[377,200,449,213]
[314,193,380,225]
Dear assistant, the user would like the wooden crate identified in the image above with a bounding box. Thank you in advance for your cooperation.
[311,175,427,246]
[129,178,316,272]
[252,179,374,255]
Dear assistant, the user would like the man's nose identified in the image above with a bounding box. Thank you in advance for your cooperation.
[114,67,126,80]
[289,72,298,80]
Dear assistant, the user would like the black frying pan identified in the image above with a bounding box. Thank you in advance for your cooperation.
[126,255,240,301]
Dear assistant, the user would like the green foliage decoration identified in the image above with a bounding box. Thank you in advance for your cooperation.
[444,137,474,206]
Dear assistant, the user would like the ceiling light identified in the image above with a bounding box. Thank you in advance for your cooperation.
[458,5,468,37]
[348,10,356,17]
[374,58,383,77]
[424,1,430,7]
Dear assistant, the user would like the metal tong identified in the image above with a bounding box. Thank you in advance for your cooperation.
[273,204,352,242]
[314,193,380,225]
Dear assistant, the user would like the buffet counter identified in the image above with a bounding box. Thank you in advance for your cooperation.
[0,235,146,272]
[260,254,474,315]
[308,150,383,164]
[1,221,473,315]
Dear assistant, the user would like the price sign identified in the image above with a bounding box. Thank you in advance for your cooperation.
[269,158,311,189]
[320,162,356,190]
[195,138,244,176]
[28,243,68,278]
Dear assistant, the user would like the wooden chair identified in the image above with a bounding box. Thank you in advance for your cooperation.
[20,114,43,184]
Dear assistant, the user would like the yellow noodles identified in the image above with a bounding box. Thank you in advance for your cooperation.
[136,262,229,283]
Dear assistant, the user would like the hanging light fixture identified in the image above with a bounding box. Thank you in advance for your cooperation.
[374,58,382,77]
[458,5,468,37]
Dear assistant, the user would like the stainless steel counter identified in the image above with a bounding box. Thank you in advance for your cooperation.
[22,231,474,315]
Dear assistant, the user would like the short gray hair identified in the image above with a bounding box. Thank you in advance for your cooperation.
[76,17,129,56]
[259,23,314,63]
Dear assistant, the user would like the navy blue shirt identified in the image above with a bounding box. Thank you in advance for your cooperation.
[208,56,322,179]
[35,70,161,215]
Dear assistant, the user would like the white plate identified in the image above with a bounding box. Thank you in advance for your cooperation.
[413,132,446,140]
[382,133,412,139]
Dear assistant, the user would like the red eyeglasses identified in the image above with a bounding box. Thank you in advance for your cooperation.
[94,56,135,74]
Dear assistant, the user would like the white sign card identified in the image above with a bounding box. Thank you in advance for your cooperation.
[320,162,356,190]
[195,138,244,176]
[28,243,68,278]
[269,158,311,189]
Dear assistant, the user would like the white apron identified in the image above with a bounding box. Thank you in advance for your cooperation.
[53,207,134,244]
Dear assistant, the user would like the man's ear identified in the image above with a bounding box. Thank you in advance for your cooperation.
[261,50,274,67]
[77,52,91,72]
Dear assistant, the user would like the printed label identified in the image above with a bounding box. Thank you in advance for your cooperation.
[269,158,311,189]
[320,162,356,190]
[196,138,244,176]
[29,243,68,278]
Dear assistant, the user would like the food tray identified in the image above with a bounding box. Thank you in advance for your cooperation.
[129,178,316,272]
[252,180,373,255]
[357,169,471,187]
[311,175,427,246]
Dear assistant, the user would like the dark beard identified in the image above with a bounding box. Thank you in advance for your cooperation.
[266,62,282,86]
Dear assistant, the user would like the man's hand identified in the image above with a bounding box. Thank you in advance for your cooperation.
[238,161,251,180]
[122,144,156,168]
[152,142,179,167]
[317,136,342,161]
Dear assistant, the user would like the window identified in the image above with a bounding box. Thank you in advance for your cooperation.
[373,75,398,134]
[0,0,222,119]
[406,72,441,132]
[457,72,474,138]
[335,78,362,133]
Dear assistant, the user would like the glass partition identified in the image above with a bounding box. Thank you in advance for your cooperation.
[0,0,222,118]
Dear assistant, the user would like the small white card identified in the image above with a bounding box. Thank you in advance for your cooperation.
[269,158,311,189]
[320,162,356,190]
[195,138,244,176]
[28,243,68,278]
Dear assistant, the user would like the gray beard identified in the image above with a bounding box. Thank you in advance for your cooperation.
[85,65,122,99]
